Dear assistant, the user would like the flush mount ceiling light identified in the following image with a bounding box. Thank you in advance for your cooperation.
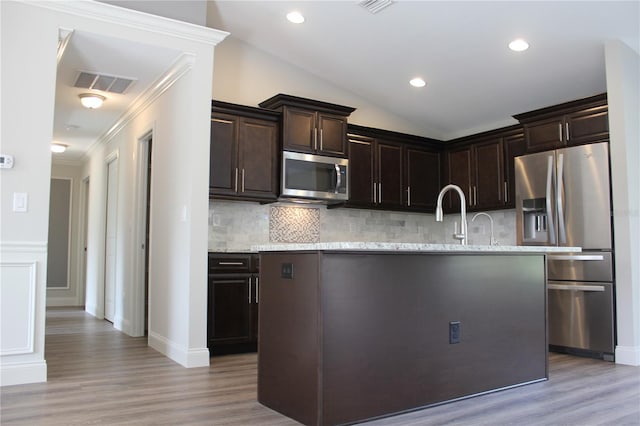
[79,93,106,109]
[508,38,529,52]
[409,77,426,88]
[51,143,68,153]
[286,11,305,24]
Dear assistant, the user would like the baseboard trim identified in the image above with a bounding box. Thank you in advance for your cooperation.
[148,331,210,368]
[46,296,82,307]
[0,361,47,387]
[615,345,640,366]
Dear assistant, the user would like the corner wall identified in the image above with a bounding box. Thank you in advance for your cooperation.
[605,40,640,366]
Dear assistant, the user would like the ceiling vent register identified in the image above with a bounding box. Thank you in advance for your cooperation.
[73,71,136,94]
[359,0,394,14]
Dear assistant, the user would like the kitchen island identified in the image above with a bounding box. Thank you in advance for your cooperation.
[254,243,579,426]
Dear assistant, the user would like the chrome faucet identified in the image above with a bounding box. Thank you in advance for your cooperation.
[471,212,497,246]
[435,184,467,245]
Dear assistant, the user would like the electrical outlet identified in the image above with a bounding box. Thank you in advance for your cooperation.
[281,263,294,279]
[449,321,461,344]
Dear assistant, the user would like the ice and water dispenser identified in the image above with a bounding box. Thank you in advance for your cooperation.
[521,198,553,244]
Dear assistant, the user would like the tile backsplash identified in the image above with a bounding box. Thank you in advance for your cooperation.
[209,200,517,251]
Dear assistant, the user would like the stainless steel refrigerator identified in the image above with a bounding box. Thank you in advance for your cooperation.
[515,142,615,360]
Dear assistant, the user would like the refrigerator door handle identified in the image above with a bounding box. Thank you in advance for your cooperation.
[548,282,605,292]
[546,155,557,244]
[557,153,567,244]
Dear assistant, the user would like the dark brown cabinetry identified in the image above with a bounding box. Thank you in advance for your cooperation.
[207,253,259,355]
[210,101,280,202]
[259,94,355,157]
[347,125,441,211]
[443,138,504,212]
[444,125,524,211]
[514,93,608,153]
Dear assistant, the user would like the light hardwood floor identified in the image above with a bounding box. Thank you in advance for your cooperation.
[1,308,638,425]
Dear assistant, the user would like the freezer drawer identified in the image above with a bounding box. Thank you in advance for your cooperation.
[547,251,613,282]
[548,281,614,355]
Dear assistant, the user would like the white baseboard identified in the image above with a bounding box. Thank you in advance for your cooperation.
[615,345,640,366]
[148,331,210,368]
[0,361,47,386]
[46,296,82,307]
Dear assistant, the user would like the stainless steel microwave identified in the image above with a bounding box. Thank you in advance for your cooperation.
[281,151,349,202]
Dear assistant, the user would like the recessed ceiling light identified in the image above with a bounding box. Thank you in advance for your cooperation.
[509,39,529,52]
[51,143,68,153]
[409,77,426,88]
[286,11,305,24]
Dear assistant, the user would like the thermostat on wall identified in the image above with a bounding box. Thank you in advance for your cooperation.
[0,154,14,169]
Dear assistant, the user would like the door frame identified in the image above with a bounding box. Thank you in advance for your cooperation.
[131,129,153,337]
[104,150,119,323]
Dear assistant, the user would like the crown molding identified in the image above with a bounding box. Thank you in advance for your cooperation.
[28,0,229,46]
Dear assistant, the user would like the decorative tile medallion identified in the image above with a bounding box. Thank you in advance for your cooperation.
[269,206,320,243]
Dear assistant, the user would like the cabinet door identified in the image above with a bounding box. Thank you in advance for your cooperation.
[444,148,472,211]
[377,141,403,208]
[473,139,503,210]
[238,117,279,200]
[282,107,316,153]
[525,118,563,153]
[210,274,252,345]
[503,132,526,208]
[348,137,375,207]
[566,106,609,146]
[317,113,348,156]
[405,146,440,210]
[210,114,239,197]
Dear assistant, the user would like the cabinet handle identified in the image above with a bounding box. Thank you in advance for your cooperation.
[314,128,318,151]
[565,122,570,141]
[255,277,259,303]
[373,182,377,204]
[320,128,323,151]
[379,183,382,203]
[218,261,244,266]
[407,186,411,207]
[234,168,238,193]
[504,181,508,204]
[248,278,252,304]
[241,169,245,193]
[474,186,478,206]
[558,123,562,142]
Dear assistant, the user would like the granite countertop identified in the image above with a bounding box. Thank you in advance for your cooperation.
[251,242,582,253]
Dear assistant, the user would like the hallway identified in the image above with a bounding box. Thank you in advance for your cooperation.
[1,308,639,425]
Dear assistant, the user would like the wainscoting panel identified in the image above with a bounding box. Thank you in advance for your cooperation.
[0,262,36,355]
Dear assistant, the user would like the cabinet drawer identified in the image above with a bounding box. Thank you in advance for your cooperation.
[209,253,252,273]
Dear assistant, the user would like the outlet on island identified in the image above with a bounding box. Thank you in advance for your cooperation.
[281,263,294,279]
[449,321,461,344]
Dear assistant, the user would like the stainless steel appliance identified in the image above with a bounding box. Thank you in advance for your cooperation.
[515,142,615,360]
[281,151,348,202]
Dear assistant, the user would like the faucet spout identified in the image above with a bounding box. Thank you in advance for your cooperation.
[471,212,497,246]
[435,184,467,245]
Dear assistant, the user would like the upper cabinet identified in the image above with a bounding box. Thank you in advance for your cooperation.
[513,93,608,153]
[347,125,441,212]
[443,125,524,212]
[210,101,280,202]
[259,94,355,157]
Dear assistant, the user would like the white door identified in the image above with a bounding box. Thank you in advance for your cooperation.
[104,158,119,322]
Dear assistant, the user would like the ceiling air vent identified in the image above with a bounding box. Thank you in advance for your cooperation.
[73,71,136,94]
[359,0,394,14]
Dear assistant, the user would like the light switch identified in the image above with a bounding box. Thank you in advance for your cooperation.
[13,192,28,212]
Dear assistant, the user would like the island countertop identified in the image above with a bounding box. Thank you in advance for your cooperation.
[252,241,581,253]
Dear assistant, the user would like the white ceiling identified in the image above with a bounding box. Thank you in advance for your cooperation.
[207,1,639,140]
[53,1,639,163]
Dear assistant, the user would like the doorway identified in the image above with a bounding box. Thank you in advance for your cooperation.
[133,132,152,336]
[104,152,119,323]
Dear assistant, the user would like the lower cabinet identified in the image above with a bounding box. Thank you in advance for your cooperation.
[207,253,259,355]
